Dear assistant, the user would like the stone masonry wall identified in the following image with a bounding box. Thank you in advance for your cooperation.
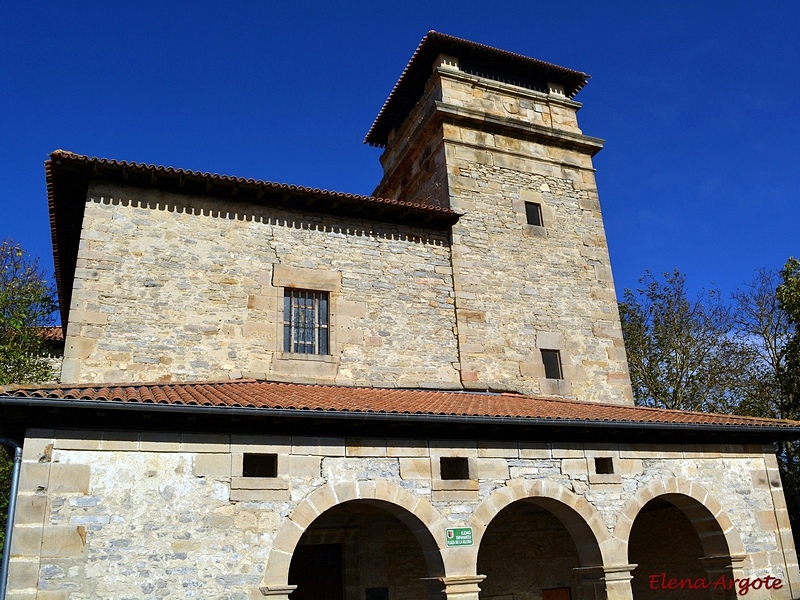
[438,72,629,403]
[7,430,798,599]
[61,185,459,387]
[446,155,630,403]
[372,67,630,403]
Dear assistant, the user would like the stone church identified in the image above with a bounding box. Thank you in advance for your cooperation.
[1,31,799,600]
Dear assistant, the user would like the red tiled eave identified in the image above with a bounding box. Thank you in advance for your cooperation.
[47,151,457,216]
[3,380,798,431]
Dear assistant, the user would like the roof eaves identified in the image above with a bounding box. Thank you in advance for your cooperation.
[365,31,590,148]
[48,150,459,217]
[2,392,799,439]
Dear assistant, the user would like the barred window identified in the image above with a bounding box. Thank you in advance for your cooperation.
[283,289,329,354]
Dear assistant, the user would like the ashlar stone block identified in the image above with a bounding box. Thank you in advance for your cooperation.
[48,464,90,494]
[400,458,432,480]
[40,526,85,558]
[193,454,232,479]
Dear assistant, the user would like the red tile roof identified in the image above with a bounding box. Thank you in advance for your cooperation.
[3,379,797,431]
[37,327,64,342]
[365,31,591,147]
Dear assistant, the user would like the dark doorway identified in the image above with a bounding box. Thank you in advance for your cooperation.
[289,543,344,600]
[478,500,580,598]
[628,496,734,599]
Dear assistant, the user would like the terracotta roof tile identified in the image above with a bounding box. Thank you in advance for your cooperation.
[48,150,457,217]
[3,380,798,431]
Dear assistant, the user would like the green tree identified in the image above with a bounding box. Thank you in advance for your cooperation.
[0,239,57,553]
[731,268,796,418]
[771,258,800,534]
[619,270,746,412]
[729,266,800,534]
[0,239,58,384]
[777,257,800,408]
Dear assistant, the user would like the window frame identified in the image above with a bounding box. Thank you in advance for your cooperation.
[283,288,330,356]
[541,349,563,380]
[440,457,470,480]
[524,201,543,227]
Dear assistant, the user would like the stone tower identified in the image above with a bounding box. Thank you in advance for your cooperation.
[367,32,632,405]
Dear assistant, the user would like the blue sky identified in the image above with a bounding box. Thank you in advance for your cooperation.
[2,1,798,311]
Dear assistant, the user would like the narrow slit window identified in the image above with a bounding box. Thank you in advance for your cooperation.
[595,457,614,475]
[440,457,469,480]
[284,289,329,354]
[541,349,563,379]
[243,453,278,478]
[524,201,543,226]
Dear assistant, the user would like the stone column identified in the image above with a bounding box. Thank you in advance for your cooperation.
[422,575,486,600]
[574,564,636,600]
[258,584,297,599]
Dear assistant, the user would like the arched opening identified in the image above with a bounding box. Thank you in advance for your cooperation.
[477,498,604,600]
[628,494,735,599]
[288,499,441,600]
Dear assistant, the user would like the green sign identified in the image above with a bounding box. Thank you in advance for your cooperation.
[445,527,473,547]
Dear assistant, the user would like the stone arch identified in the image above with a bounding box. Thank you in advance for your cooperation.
[468,479,618,570]
[261,480,448,590]
[615,478,746,560]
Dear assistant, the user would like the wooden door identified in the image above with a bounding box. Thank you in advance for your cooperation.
[542,588,572,600]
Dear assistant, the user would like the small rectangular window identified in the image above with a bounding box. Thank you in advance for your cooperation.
[541,349,563,379]
[243,453,278,478]
[366,588,389,600]
[525,202,543,226]
[594,457,614,475]
[440,457,469,480]
[284,289,329,354]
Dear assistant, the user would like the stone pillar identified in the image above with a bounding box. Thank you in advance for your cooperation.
[699,554,746,600]
[258,584,297,599]
[574,564,636,600]
[422,575,486,600]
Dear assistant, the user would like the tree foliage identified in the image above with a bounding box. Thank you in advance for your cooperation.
[771,258,800,533]
[0,240,57,553]
[777,257,800,409]
[619,270,746,412]
[731,268,796,418]
[620,261,800,537]
[0,239,58,385]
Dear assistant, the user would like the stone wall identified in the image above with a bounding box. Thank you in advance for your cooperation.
[374,66,631,404]
[62,185,459,387]
[6,430,798,599]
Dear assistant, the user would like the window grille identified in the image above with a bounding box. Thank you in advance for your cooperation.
[283,289,329,354]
